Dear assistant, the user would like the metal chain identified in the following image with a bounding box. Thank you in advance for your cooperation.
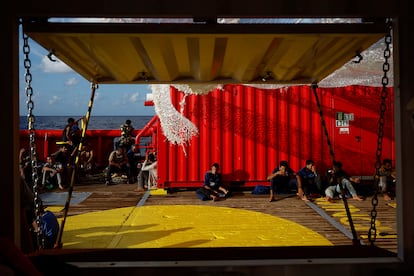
[368,18,392,245]
[312,84,360,245]
[22,26,44,250]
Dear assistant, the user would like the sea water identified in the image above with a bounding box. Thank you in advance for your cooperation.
[19,115,154,130]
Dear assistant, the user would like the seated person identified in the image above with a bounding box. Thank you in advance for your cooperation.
[135,151,157,191]
[375,158,396,201]
[31,204,59,250]
[52,143,73,188]
[297,159,322,200]
[267,160,299,202]
[19,148,32,184]
[41,155,63,190]
[325,161,363,202]
[105,145,130,185]
[127,144,143,184]
[141,151,157,189]
[79,142,95,176]
[196,163,229,201]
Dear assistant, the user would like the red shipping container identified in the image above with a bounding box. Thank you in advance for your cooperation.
[156,85,394,189]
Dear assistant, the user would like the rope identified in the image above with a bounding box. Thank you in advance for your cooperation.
[311,84,360,246]
[311,84,335,164]
[55,83,98,248]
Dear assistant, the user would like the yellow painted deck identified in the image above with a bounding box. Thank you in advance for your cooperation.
[42,182,397,253]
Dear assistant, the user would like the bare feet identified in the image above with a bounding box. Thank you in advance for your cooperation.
[58,184,64,190]
[269,197,275,202]
[383,193,391,201]
[296,193,309,202]
[352,196,363,201]
[326,196,334,203]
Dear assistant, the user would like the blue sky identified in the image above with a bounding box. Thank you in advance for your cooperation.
[19,34,155,116]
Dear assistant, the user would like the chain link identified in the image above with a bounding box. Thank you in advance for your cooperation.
[368,18,392,246]
[22,27,44,249]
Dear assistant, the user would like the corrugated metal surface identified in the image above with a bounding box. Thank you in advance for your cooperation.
[157,85,394,188]
[25,22,384,84]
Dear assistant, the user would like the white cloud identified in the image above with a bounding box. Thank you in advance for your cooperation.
[129,92,140,103]
[40,56,73,73]
[48,95,61,105]
[65,77,79,87]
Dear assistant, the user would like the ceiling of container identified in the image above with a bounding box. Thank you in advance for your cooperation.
[24,21,385,85]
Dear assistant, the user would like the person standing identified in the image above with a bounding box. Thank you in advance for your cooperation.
[62,117,82,158]
[118,119,135,149]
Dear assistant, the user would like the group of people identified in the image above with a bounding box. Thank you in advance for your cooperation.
[104,143,158,189]
[194,158,396,203]
[266,158,396,203]
[104,119,158,191]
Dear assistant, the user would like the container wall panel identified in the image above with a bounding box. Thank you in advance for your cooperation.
[156,85,395,188]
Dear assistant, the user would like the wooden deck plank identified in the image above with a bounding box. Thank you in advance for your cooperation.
[44,182,397,253]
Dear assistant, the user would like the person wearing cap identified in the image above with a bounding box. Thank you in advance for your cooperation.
[267,160,301,202]
[119,119,135,149]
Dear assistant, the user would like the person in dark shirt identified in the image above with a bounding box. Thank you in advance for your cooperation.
[118,119,135,149]
[267,160,300,202]
[31,204,59,250]
[52,143,73,188]
[297,159,322,200]
[127,144,143,184]
[196,163,229,201]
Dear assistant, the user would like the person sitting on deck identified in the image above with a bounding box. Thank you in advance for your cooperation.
[41,155,63,190]
[19,148,32,184]
[31,203,59,250]
[196,163,229,201]
[297,159,322,200]
[79,142,95,177]
[324,161,363,203]
[375,158,396,201]
[105,145,130,185]
[52,143,73,188]
[127,144,143,184]
[135,151,157,191]
[267,160,300,202]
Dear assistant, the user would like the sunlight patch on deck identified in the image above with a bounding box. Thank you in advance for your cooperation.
[61,205,332,249]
